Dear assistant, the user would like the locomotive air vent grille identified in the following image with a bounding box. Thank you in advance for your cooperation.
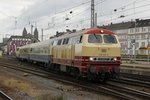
[101,49,107,53]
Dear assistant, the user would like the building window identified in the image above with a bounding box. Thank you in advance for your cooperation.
[135,35,139,39]
[147,33,150,39]
[141,34,146,39]
[130,29,134,33]
[148,27,150,32]
[135,28,139,32]
[141,42,145,47]
[142,27,146,32]
[135,42,139,49]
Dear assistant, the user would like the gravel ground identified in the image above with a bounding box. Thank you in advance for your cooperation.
[0,65,118,100]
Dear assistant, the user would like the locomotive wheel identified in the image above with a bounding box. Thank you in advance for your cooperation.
[71,67,80,79]
[99,72,109,83]
[87,71,96,81]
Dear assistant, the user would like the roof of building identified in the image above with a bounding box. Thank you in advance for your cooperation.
[130,19,150,28]
[99,21,134,30]
[8,36,31,41]
[99,19,150,30]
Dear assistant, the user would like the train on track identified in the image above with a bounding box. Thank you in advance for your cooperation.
[16,28,121,82]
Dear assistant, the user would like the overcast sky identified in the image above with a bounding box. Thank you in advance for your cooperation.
[0,0,150,42]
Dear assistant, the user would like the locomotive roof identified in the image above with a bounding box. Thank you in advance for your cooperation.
[18,28,115,49]
[52,28,115,40]
[83,28,115,34]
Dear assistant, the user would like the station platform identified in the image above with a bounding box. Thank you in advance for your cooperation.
[120,63,150,76]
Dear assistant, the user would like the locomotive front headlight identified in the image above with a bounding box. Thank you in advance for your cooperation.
[90,57,94,61]
[113,57,117,61]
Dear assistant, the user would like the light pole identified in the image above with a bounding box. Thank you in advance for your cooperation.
[133,1,136,62]
[41,28,43,41]
[148,29,150,62]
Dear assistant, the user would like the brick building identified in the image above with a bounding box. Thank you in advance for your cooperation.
[7,36,31,55]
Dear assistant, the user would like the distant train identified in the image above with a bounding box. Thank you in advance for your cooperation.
[16,28,121,82]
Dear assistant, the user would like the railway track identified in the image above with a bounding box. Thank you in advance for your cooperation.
[0,91,12,100]
[105,82,150,100]
[111,77,150,88]
[120,73,150,82]
[0,62,150,100]
[1,59,150,87]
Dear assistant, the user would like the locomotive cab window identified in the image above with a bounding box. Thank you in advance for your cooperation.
[88,34,102,43]
[103,35,117,44]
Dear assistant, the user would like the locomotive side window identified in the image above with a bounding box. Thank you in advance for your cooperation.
[51,41,54,45]
[57,39,62,45]
[103,35,117,43]
[66,38,69,44]
[62,38,69,45]
[68,38,72,44]
[62,39,66,45]
[53,40,58,46]
[79,35,83,43]
[88,34,102,43]
[71,37,76,44]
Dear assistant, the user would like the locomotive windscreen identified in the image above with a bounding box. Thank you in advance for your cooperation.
[88,34,117,44]
[88,34,102,43]
[103,35,117,44]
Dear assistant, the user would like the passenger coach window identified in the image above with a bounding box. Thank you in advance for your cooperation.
[103,35,117,43]
[88,34,102,43]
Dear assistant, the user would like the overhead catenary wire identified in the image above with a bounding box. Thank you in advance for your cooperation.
[2,0,150,40]
[18,0,150,31]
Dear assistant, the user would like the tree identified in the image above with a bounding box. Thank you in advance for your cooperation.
[22,27,27,37]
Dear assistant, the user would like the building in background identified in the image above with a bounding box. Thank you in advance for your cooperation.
[100,19,150,56]
[100,21,134,55]
[7,36,32,55]
[2,27,40,55]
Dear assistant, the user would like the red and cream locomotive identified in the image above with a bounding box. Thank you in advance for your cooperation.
[16,28,121,82]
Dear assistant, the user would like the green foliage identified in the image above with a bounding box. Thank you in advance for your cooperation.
[52,95,64,100]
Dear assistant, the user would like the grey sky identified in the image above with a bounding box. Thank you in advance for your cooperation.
[0,0,150,42]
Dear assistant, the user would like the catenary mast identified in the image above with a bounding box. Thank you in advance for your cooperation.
[91,0,95,28]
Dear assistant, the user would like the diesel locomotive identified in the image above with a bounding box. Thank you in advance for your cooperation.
[16,28,121,82]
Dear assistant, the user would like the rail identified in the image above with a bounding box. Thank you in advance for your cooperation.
[112,77,150,88]
[0,91,13,100]
[0,62,150,100]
